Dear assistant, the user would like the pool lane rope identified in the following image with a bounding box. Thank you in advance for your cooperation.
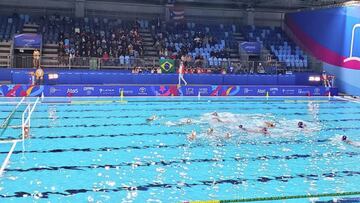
[0,97,25,129]
[182,191,360,203]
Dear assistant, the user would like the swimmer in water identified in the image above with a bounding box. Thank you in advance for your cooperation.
[264,121,276,128]
[146,115,158,122]
[341,135,360,147]
[210,112,223,123]
[187,130,196,141]
[239,125,268,135]
[261,127,269,135]
[212,117,223,123]
[185,119,192,124]
[238,125,249,132]
[224,132,231,139]
[177,118,193,126]
[207,128,214,135]
[298,121,306,128]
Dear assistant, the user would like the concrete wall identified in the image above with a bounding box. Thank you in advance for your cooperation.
[0,0,284,26]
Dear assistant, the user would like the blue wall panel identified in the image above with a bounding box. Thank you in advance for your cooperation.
[3,68,322,86]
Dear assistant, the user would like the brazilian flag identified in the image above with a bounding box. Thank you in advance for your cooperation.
[160,59,175,73]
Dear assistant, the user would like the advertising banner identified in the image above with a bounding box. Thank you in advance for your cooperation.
[14,34,42,49]
[0,84,337,97]
[240,42,261,55]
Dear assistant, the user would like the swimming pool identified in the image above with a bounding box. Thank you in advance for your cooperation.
[0,97,359,202]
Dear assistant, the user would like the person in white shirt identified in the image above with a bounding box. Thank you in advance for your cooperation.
[178,61,188,87]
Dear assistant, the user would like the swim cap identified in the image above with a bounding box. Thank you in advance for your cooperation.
[342,135,347,141]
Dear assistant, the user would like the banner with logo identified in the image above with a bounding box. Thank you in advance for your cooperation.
[159,59,175,73]
[14,34,42,49]
[0,84,337,97]
[240,42,261,55]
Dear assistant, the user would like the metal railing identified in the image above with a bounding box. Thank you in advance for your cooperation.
[0,55,313,74]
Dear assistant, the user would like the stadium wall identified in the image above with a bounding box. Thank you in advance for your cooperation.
[285,4,360,95]
[0,68,322,86]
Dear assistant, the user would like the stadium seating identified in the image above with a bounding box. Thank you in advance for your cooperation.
[241,25,308,69]
[150,20,237,68]
[0,13,311,73]
[0,14,24,42]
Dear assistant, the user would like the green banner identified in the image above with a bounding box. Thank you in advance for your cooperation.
[159,59,175,73]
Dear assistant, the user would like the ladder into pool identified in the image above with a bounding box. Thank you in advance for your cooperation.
[0,97,40,177]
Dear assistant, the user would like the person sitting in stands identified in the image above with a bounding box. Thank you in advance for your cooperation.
[132,66,138,74]
[151,67,156,74]
[257,63,265,74]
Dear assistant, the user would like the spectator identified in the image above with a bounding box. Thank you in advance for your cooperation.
[102,51,109,64]
[257,63,265,74]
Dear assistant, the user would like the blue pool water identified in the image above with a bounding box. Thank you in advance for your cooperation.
[0,97,359,203]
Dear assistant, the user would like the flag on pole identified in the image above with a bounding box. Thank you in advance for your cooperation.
[169,5,185,21]
[160,59,175,73]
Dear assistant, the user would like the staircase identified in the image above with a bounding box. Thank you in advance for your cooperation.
[21,23,60,67]
[22,23,39,34]
[41,43,59,67]
[0,41,11,67]
[228,32,246,65]
[139,29,158,67]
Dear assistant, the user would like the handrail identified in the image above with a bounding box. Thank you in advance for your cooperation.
[4,55,312,73]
